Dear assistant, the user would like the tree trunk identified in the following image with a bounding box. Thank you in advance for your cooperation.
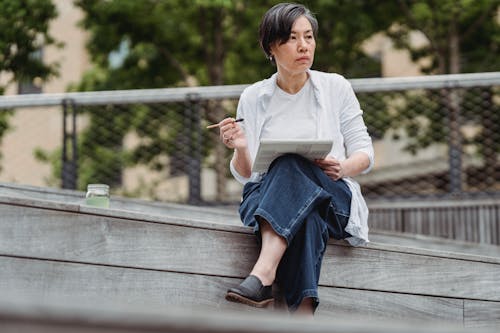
[200,6,228,202]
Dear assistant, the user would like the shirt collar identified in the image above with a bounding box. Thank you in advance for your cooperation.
[258,70,323,108]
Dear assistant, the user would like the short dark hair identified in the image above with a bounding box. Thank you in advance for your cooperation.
[258,3,318,61]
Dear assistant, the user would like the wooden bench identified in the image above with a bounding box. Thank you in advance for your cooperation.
[2,182,500,257]
[1,192,500,328]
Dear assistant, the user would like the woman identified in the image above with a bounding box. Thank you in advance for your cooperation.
[218,3,374,316]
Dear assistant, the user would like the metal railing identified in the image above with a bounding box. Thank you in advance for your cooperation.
[0,72,499,204]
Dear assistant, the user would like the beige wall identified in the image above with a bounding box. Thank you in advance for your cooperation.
[0,1,89,187]
[45,0,90,93]
[363,30,429,77]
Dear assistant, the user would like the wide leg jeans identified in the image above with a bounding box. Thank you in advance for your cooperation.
[238,154,352,311]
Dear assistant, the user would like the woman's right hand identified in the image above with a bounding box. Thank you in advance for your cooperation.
[219,118,247,150]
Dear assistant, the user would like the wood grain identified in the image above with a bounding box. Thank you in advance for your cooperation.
[317,287,463,322]
[321,245,500,301]
[0,204,258,278]
[464,299,500,328]
[0,256,258,313]
[369,201,500,245]
[0,255,471,325]
[2,202,500,302]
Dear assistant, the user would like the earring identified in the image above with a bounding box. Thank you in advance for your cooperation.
[269,55,273,62]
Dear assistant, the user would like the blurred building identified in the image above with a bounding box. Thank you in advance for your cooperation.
[0,1,90,187]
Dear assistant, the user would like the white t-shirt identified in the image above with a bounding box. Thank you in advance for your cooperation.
[260,79,318,140]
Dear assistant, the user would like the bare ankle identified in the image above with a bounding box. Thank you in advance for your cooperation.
[249,267,275,286]
[294,297,314,317]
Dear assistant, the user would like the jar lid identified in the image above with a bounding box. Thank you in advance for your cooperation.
[87,184,109,191]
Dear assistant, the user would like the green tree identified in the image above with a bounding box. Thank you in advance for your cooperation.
[70,0,398,200]
[72,0,273,200]
[389,0,499,74]
[387,0,500,192]
[0,0,60,170]
[312,0,401,140]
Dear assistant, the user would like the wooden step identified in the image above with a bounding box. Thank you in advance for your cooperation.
[3,182,500,258]
[0,182,239,225]
[2,294,494,333]
[1,194,500,328]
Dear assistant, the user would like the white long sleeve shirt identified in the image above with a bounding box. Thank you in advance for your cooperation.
[230,70,374,246]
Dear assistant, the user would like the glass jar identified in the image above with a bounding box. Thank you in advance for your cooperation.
[85,184,110,208]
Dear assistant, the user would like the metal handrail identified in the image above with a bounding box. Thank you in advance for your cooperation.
[0,72,499,109]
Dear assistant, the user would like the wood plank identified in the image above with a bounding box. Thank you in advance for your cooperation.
[2,202,500,302]
[368,198,500,209]
[369,200,500,246]
[490,207,497,244]
[0,256,260,313]
[317,287,463,323]
[464,299,500,329]
[0,295,488,333]
[478,207,491,243]
[0,183,242,225]
[0,196,246,235]
[4,198,500,268]
[5,182,500,245]
[368,231,500,259]
[321,245,500,302]
[0,204,258,278]
[0,256,469,326]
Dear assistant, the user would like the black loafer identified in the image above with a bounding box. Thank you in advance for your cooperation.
[225,275,274,308]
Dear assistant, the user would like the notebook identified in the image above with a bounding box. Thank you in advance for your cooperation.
[252,139,333,173]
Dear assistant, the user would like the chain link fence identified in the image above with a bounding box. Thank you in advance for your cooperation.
[0,73,499,205]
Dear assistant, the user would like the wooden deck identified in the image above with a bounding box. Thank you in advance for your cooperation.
[1,184,500,329]
[369,199,500,245]
[3,182,499,246]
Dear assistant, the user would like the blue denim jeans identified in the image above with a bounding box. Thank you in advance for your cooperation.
[238,154,352,312]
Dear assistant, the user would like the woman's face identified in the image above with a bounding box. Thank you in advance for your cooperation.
[270,15,316,77]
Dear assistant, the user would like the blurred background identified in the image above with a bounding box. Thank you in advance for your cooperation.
[0,0,499,207]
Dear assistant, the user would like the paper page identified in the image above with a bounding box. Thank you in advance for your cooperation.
[252,139,333,173]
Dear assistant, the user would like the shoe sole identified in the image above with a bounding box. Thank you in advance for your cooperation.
[225,292,274,308]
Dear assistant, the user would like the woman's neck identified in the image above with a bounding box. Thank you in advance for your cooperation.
[276,71,309,94]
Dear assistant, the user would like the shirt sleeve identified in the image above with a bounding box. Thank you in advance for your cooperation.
[339,80,375,174]
[229,88,259,184]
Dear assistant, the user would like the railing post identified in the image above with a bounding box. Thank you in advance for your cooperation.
[61,98,78,189]
[185,93,202,205]
[445,88,463,196]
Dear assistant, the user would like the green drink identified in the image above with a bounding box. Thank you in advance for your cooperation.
[85,184,110,208]
[85,196,109,208]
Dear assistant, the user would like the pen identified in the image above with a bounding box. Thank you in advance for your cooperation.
[206,118,244,129]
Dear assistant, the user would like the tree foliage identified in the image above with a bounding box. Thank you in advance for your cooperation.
[0,0,60,171]
[69,0,397,196]
[0,0,60,90]
[386,0,500,164]
[389,0,500,74]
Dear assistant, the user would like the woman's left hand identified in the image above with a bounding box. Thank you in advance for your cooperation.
[315,156,344,181]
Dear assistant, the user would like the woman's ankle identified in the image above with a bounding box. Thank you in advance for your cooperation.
[249,266,275,286]
[294,297,314,317]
